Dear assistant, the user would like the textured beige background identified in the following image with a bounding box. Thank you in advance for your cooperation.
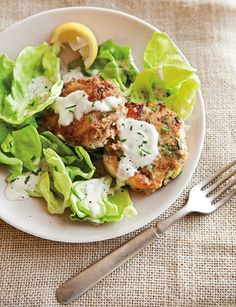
[0,1,236,306]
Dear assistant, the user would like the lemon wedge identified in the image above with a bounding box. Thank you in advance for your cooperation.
[50,22,98,68]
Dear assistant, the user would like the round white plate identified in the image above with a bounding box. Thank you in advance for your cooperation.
[0,7,205,242]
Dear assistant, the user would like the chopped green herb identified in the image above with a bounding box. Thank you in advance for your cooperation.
[143,140,148,144]
[164,89,171,97]
[88,114,94,121]
[109,109,116,113]
[162,126,169,132]
[65,105,76,110]
[102,113,107,119]
[162,145,173,156]
[130,125,133,131]
[24,175,30,184]
[139,150,146,157]
[137,132,145,137]
[120,152,127,158]
[146,164,154,171]
[118,152,126,161]
[121,139,127,142]
[29,101,35,107]
[141,149,150,155]
[32,168,41,176]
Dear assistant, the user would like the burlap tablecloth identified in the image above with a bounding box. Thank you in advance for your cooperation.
[0,0,235,306]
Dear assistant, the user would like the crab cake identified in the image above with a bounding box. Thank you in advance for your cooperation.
[42,77,126,149]
[103,102,188,194]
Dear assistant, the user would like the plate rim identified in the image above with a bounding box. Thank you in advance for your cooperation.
[0,6,206,243]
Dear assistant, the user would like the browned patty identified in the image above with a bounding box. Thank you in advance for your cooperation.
[42,76,188,195]
[60,77,121,101]
[103,102,188,194]
[42,77,124,149]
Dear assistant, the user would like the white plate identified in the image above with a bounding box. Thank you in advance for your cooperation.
[0,7,205,242]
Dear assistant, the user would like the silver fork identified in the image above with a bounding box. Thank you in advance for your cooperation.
[57,160,236,304]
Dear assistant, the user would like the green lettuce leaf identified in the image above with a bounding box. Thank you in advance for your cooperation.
[0,42,63,124]
[130,68,165,102]
[70,39,139,90]
[34,148,72,214]
[1,126,41,171]
[70,176,137,224]
[0,54,14,109]
[66,146,95,181]
[143,32,191,69]
[164,76,200,120]
[0,120,12,144]
[40,131,95,180]
[40,131,74,157]
[0,150,23,182]
[130,32,200,120]
[0,125,41,181]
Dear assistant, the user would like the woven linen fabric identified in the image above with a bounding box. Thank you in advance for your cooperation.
[0,0,236,306]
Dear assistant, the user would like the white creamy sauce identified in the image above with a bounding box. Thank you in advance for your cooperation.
[62,67,84,83]
[53,90,125,126]
[27,75,51,100]
[117,118,159,181]
[5,173,39,201]
[82,178,110,217]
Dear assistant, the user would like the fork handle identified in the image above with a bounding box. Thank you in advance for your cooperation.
[57,206,191,304]
[156,206,191,232]
[56,227,159,304]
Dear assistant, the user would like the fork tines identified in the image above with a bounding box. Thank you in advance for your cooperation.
[201,160,236,207]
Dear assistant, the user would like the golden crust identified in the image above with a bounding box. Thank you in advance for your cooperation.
[61,77,121,101]
[103,102,188,194]
[42,77,123,149]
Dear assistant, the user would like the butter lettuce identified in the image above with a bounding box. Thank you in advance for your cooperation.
[66,146,95,181]
[0,151,23,182]
[0,120,12,144]
[1,126,41,171]
[143,32,192,69]
[70,176,137,224]
[34,149,72,214]
[130,69,165,102]
[0,42,63,124]
[130,32,200,120]
[40,131,95,180]
[40,131,75,157]
[71,39,138,90]
[0,55,14,108]
[0,125,41,181]
[164,76,200,120]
